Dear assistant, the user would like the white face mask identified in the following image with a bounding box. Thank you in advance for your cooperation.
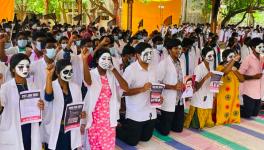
[156,44,163,51]
[226,53,235,62]
[60,65,73,82]
[193,42,198,47]
[255,43,264,54]
[67,28,72,32]
[98,53,112,70]
[140,48,153,64]
[205,50,215,62]
[61,44,67,49]
[15,59,30,78]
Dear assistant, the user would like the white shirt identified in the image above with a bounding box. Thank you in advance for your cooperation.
[191,62,214,109]
[180,47,200,76]
[123,61,157,122]
[156,56,183,112]
[150,48,168,67]
[0,79,42,150]
[0,62,9,87]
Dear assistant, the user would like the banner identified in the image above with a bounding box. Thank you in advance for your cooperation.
[181,75,195,99]
[0,0,14,21]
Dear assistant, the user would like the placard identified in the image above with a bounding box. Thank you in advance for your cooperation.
[19,90,42,125]
[209,71,224,93]
[181,75,195,99]
[64,102,84,133]
[150,83,165,108]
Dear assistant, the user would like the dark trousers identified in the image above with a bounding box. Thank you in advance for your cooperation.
[241,95,261,118]
[117,119,156,146]
[44,125,76,150]
[156,104,184,136]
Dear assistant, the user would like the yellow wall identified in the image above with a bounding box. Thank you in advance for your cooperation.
[0,0,14,21]
[121,0,182,33]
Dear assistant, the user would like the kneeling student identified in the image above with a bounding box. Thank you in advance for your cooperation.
[155,39,185,135]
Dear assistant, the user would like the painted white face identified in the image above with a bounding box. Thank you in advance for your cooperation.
[205,50,215,62]
[140,48,153,64]
[226,52,235,62]
[15,59,30,78]
[255,43,264,54]
[60,65,73,82]
[98,53,112,70]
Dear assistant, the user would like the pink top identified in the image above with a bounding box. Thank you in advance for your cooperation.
[239,54,264,99]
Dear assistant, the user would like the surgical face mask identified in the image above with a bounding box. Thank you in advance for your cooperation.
[61,44,67,49]
[255,43,264,54]
[68,28,72,32]
[36,27,42,30]
[205,50,215,62]
[193,42,198,47]
[4,42,12,49]
[114,36,119,41]
[17,40,27,48]
[5,28,11,32]
[156,44,163,51]
[109,47,116,57]
[55,34,62,41]
[60,65,73,82]
[226,53,235,62]
[118,33,122,38]
[61,28,65,31]
[140,48,153,64]
[98,53,112,70]
[75,40,81,47]
[88,47,93,53]
[137,35,143,40]
[46,48,56,59]
[36,41,45,51]
[143,36,148,40]
[15,59,30,78]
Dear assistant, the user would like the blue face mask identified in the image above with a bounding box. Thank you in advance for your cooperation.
[46,48,56,59]
[89,47,93,53]
[4,42,12,49]
[75,40,81,47]
[18,40,28,48]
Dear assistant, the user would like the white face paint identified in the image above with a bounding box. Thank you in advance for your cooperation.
[255,43,264,54]
[205,50,215,62]
[15,59,30,78]
[226,53,235,62]
[140,48,153,64]
[98,53,112,70]
[60,65,73,82]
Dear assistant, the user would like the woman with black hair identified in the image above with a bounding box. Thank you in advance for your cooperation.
[184,47,216,129]
[215,49,244,125]
[0,53,44,150]
[82,47,128,150]
[44,59,85,150]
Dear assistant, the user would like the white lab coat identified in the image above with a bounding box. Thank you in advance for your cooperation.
[156,56,182,112]
[44,80,82,150]
[0,79,42,150]
[84,68,120,129]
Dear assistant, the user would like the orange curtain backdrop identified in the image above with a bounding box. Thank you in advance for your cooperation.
[121,0,182,33]
[0,0,15,21]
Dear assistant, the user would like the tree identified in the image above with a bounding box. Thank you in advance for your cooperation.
[220,0,264,26]
[211,0,221,33]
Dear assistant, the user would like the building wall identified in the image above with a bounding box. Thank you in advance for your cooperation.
[0,0,14,21]
[121,0,182,33]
